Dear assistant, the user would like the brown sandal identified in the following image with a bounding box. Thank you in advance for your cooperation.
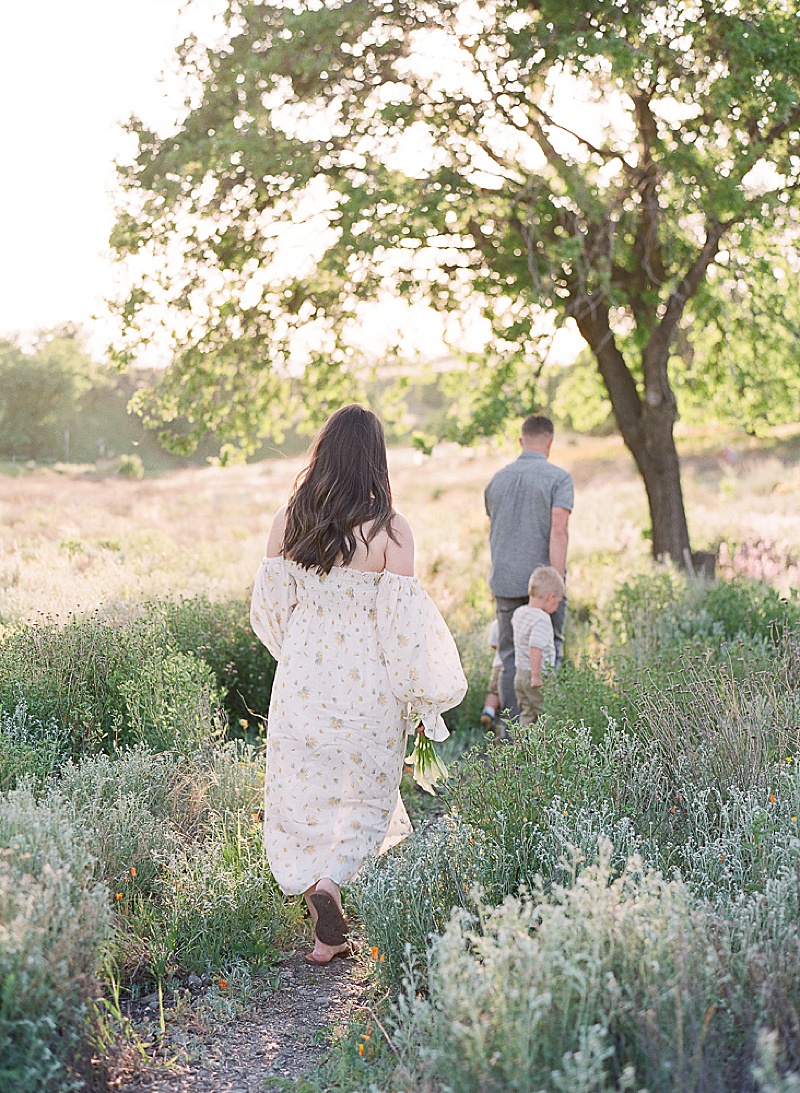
[309,891,349,946]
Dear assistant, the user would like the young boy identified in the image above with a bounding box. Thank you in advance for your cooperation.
[480,618,502,729]
[511,566,566,726]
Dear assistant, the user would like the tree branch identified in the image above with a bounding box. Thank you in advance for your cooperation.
[632,94,668,288]
[642,218,730,405]
[530,101,634,172]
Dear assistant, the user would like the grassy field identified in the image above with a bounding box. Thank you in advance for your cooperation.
[2,424,798,631]
[1,425,800,1092]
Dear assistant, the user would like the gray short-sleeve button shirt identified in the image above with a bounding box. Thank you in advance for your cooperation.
[484,451,574,598]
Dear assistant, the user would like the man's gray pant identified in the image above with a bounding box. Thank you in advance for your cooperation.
[495,591,567,721]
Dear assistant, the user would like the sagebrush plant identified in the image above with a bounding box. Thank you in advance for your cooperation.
[389,850,727,1093]
[0,698,71,790]
[0,786,110,1093]
[48,747,198,896]
[355,815,509,986]
[357,631,800,993]
[42,742,301,987]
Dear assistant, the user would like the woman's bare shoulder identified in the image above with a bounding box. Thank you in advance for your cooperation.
[390,511,413,540]
[385,511,414,575]
[266,504,288,557]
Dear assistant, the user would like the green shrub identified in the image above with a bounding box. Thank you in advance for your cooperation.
[0,787,110,1093]
[542,658,627,739]
[115,453,144,479]
[389,851,728,1093]
[701,578,800,642]
[44,743,299,988]
[0,597,276,753]
[158,596,276,733]
[118,650,223,752]
[604,571,799,669]
[120,816,302,981]
[0,699,71,790]
[0,613,148,753]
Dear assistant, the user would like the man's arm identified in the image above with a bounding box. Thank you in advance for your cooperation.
[549,507,570,577]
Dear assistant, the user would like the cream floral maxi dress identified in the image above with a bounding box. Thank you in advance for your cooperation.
[250,557,467,896]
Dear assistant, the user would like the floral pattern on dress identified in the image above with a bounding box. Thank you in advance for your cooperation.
[250,557,467,896]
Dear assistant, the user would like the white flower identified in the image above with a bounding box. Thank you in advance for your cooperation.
[405,734,449,795]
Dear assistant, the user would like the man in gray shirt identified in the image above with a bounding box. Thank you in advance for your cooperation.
[484,415,573,721]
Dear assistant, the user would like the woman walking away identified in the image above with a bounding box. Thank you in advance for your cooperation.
[250,405,467,965]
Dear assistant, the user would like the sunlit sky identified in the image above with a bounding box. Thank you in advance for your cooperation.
[0,1,584,365]
[0,0,191,346]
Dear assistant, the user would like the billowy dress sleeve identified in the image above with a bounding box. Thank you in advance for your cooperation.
[250,556,298,660]
[376,572,467,742]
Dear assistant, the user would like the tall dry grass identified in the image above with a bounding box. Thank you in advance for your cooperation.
[2,426,798,632]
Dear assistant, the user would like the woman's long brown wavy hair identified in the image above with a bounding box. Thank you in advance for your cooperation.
[282,405,397,574]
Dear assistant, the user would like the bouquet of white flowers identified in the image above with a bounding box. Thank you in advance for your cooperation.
[405,732,449,795]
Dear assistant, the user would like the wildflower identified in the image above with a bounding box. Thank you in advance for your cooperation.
[116,892,123,901]
[719,854,724,861]
[770,794,776,803]
[792,816,798,823]
[358,1043,365,1057]
[130,867,136,878]
[219,978,228,990]
[379,953,385,962]
[787,757,794,764]
[371,946,379,961]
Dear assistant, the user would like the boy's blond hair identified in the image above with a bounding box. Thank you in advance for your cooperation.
[528,565,565,599]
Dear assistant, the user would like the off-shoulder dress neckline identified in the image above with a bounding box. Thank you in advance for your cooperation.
[266,556,419,582]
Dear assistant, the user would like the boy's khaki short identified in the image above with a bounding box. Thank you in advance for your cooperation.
[514,670,544,726]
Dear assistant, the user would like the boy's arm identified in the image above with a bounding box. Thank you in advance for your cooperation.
[529,646,544,687]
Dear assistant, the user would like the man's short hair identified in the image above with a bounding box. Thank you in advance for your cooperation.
[521,414,554,439]
[528,565,565,599]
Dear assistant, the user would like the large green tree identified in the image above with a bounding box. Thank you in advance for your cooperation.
[0,329,97,460]
[112,0,800,563]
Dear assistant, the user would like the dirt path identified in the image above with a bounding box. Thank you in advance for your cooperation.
[111,951,368,1092]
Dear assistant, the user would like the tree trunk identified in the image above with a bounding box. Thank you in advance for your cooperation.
[625,403,691,565]
[572,301,692,566]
